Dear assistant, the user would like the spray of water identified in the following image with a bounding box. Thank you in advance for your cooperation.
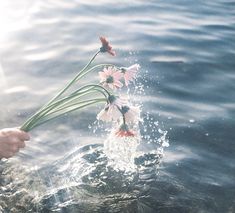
[106,55,168,168]
[103,129,140,172]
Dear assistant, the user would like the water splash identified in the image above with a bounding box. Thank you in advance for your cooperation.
[103,129,140,172]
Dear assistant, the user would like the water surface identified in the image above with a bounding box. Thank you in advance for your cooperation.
[0,0,235,212]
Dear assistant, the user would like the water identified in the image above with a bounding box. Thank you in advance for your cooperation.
[0,0,235,212]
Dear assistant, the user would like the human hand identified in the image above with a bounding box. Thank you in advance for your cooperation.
[0,128,30,159]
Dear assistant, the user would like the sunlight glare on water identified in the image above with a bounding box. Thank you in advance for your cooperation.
[0,63,7,90]
[0,0,33,41]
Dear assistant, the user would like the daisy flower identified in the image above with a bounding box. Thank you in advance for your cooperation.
[99,66,123,90]
[115,124,135,137]
[121,64,140,86]
[97,103,122,122]
[99,36,116,56]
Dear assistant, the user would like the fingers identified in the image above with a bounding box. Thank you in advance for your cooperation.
[8,136,27,152]
[18,130,30,141]
[1,128,30,141]
[12,128,30,141]
[3,140,20,152]
[1,151,14,159]
[0,128,30,159]
[0,145,19,159]
[18,140,26,149]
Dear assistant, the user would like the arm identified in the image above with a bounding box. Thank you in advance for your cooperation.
[0,128,30,159]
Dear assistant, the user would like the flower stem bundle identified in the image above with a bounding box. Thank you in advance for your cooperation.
[20,37,140,137]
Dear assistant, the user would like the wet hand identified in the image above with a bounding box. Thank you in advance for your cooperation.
[0,128,30,159]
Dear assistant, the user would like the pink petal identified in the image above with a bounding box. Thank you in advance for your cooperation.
[113,71,122,80]
[124,75,131,86]
[99,71,107,80]
[114,80,123,88]
[103,67,110,75]
[108,49,116,56]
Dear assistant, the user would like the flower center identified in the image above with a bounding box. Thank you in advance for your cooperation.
[120,67,126,73]
[100,46,106,52]
[106,75,114,83]
[121,106,130,114]
[108,95,116,104]
[120,123,129,131]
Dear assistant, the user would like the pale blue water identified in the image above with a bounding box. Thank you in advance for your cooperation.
[0,0,235,212]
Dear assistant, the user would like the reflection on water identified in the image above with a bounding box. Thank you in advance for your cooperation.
[1,0,235,212]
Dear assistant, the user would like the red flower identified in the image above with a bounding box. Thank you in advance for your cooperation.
[99,36,116,56]
[115,124,135,137]
[115,130,135,137]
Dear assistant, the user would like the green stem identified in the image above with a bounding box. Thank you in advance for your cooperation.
[75,63,116,82]
[20,62,116,132]
[45,50,101,106]
[21,83,109,131]
[47,98,106,115]
[27,99,105,131]
[20,86,95,131]
[20,48,120,132]
[21,85,109,131]
[20,50,101,132]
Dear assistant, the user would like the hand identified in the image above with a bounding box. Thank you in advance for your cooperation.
[0,128,30,159]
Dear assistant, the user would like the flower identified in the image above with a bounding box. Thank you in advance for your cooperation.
[97,103,121,122]
[115,124,135,137]
[97,95,126,122]
[99,66,123,90]
[99,36,116,56]
[121,64,140,86]
[96,105,111,121]
[120,105,141,123]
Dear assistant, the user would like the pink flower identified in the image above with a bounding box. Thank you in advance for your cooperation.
[99,36,116,56]
[99,67,123,90]
[115,124,135,137]
[121,64,140,86]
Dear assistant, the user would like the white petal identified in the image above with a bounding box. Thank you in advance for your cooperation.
[108,105,122,121]
[97,108,111,122]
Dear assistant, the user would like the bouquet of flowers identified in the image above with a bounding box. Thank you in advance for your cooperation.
[20,37,141,138]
